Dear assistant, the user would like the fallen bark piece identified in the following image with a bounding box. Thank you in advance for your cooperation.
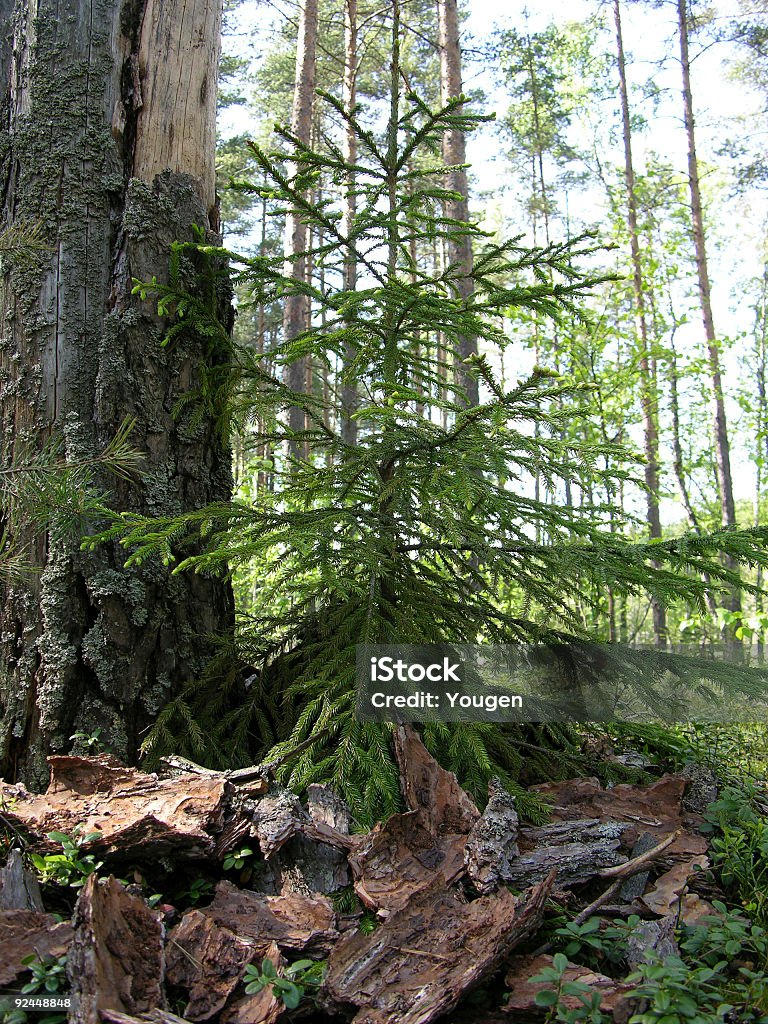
[531,775,707,859]
[349,811,467,912]
[465,778,520,894]
[625,914,678,968]
[198,880,339,955]
[307,783,351,833]
[639,856,709,917]
[0,910,73,986]
[680,893,716,926]
[503,954,636,1021]
[68,874,164,1024]
[165,909,254,1021]
[250,789,308,859]
[0,848,44,911]
[1,755,230,860]
[218,942,283,1024]
[619,832,658,902]
[393,725,480,834]
[503,819,627,887]
[325,871,555,1024]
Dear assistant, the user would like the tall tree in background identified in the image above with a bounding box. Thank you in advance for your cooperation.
[341,0,359,445]
[0,0,233,784]
[613,0,666,644]
[283,0,319,457]
[436,0,478,406]
[677,0,740,619]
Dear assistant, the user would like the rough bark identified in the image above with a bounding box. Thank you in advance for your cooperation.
[677,0,740,616]
[436,0,478,407]
[0,0,233,786]
[324,872,554,1024]
[68,874,165,1024]
[340,0,358,446]
[613,0,666,645]
[283,0,318,457]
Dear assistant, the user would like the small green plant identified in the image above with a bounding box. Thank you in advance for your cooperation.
[0,954,70,1024]
[242,957,326,1010]
[28,828,103,890]
[529,953,607,1024]
[68,728,107,753]
[700,785,768,926]
[180,876,214,905]
[222,846,254,872]
[681,901,768,968]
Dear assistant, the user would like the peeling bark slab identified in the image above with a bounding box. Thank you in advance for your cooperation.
[393,725,479,834]
[307,783,351,832]
[325,872,555,1024]
[218,942,283,1024]
[250,789,308,859]
[639,856,709,917]
[0,910,73,986]
[349,811,467,913]
[503,819,627,887]
[166,910,254,1021]
[68,874,164,1024]
[197,880,339,956]
[1,756,229,860]
[625,915,678,968]
[0,848,44,910]
[465,779,520,894]
[531,775,707,859]
[503,955,636,1021]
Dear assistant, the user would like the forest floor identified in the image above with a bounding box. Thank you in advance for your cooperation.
[1,726,767,1024]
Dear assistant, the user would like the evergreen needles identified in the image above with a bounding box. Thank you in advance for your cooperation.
[91,11,768,820]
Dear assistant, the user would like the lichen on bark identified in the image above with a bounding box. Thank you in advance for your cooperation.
[0,0,233,786]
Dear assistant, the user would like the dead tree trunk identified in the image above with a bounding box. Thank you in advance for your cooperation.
[613,0,666,645]
[283,0,318,460]
[436,0,478,407]
[0,0,234,785]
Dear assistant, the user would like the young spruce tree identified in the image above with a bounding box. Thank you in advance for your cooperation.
[98,2,768,822]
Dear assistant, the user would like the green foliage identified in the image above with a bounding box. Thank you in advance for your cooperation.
[242,957,326,1010]
[222,845,254,871]
[0,954,69,1024]
[92,13,768,821]
[0,417,142,581]
[701,786,768,926]
[28,828,103,891]
[530,953,605,1024]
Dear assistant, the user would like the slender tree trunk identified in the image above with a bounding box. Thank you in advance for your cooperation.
[0,0,234,785]
[340,0,358,446]
[614,0,666,645]
[677,0,741,621]
[283,0,318,458]
[436,0,478,407]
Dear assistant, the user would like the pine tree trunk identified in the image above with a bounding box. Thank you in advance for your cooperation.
[340,0,358,446]
[0,0,233,785]
[436,0,478,407]
[677,0,741,622]
[283,0,318,458]
[613,0,666,645]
